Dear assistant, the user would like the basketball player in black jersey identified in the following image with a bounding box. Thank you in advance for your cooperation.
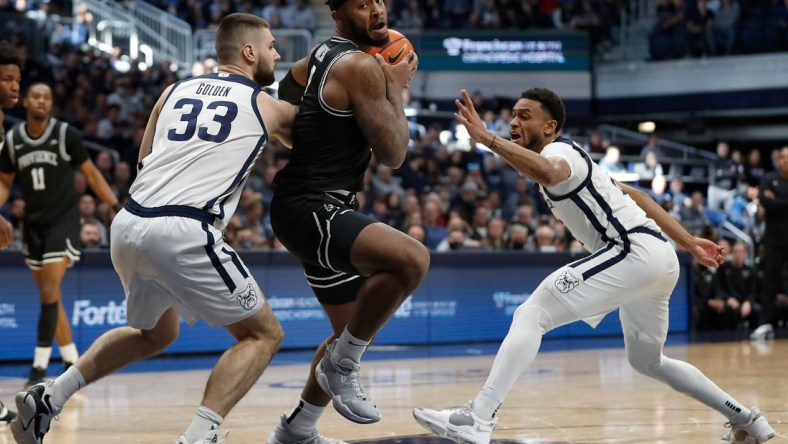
[0,83,122,388]
[0,39,22,426]
[268,0,426,442]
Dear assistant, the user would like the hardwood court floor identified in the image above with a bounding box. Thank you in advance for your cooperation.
[0,339,786,444]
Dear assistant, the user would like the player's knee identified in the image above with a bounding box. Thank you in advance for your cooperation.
[626,343,663,376]
[247,317,285,349]
[399,243,430,291]
[512,304,552,335]
[140,327,178,353]
[38,282,61,303]
[266,322,285,349]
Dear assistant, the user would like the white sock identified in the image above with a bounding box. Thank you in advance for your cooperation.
[33,346,52,369]
[333,327,369,363]
[624,336,752,425]
[473,386,502,421]
[59,343,79,364]
[284,398,325,436]
[51,365,86,413]
[184,406,223,443]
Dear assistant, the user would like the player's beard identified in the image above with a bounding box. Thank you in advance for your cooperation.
[253,56,276,87]
[348,20,387,47]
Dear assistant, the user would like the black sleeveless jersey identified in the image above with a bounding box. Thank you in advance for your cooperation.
[273,37,371,194]
[0,118,89,222]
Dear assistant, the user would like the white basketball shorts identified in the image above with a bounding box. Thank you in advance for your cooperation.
[539,229,680,343]
[110,208,264,330]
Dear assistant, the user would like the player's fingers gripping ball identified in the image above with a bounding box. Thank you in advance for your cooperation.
[368,29,415,65]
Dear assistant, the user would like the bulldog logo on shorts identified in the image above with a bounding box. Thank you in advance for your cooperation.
[235,283,258,310]
[554,270,580,293]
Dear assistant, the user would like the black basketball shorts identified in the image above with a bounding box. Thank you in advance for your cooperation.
[23,205,82,270]
[271,191,375,305]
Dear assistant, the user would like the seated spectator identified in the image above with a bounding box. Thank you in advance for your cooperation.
[535,224,558,253]
[112,161,132,196]
[597,145,627,174]
[506,223,531,250]
[512,202,538,233]
[679,191,710,235]
[406,224,427,245]
[481,217,507,250]
[80,221,103,250]
[435,216,481,251]
[78,194,109,247]
[668,177,690,212]
[422,199,448,250]
[470,204,491,240]
[367,196,392,225]
[698,241,760,330]
[647,174,671,205]
[582,129,607,154]
[632,149,665,187]
[371,164,404,200]
[450,180,482,222]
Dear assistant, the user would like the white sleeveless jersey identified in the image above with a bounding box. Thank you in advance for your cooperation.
[538,136,660,253]
[130,73,268,230]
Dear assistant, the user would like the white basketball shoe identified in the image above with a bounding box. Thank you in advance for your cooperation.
[267,413,348,444]
[175,425,229,444]
[315,339,380,424]
[413,402,497,444]
[10,381,57,444]
[721,407,776,444]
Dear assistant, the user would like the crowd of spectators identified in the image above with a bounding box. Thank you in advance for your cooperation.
[588,131,788,334]
[1,0,788,335]
[649,0,788,59]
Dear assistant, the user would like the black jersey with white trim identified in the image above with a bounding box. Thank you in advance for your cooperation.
[0,118,89,222]
[273,37,370,194]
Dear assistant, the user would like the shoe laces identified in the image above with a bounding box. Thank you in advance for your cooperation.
[329,355,367,401]
[346,369,368,400]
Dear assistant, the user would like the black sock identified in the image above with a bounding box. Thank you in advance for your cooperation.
[37,302,58,347]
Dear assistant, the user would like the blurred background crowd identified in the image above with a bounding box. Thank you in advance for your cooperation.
[1,0,787,335]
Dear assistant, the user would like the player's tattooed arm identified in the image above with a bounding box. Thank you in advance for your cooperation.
[347,55,409,168]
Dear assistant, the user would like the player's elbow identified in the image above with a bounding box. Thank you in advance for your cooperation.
[377,151,406,169]
[539,168,565,188]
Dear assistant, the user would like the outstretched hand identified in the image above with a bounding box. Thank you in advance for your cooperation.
[454,89,492,146]
[0,215,12,249]
[690,237,726,268]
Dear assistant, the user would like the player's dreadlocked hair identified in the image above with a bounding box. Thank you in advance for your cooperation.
[521,88,566,133]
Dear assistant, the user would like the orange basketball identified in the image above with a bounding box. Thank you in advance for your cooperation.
[368,29,415,65]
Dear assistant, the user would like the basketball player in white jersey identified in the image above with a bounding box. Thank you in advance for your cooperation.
[0,39,22,426]
[11,13,296,444]
[413,89,776,444]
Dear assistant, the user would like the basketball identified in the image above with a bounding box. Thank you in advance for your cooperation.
[368,30,414,65]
